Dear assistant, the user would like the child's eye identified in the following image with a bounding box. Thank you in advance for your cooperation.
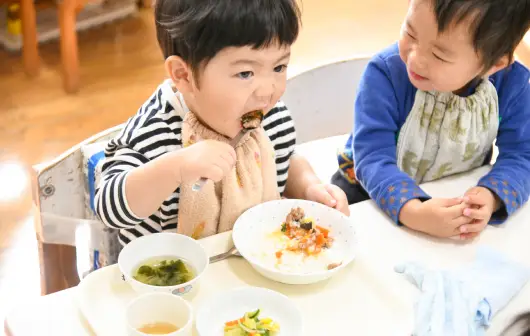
[237,71,254,79]
[406,32,416,40]
[274,64,287,73]
[433,53,447,63]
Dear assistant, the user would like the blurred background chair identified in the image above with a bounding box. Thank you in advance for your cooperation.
[1,0,142,93]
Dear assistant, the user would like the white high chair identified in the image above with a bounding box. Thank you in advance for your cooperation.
[31,125,123,294]
[31,56,371,295]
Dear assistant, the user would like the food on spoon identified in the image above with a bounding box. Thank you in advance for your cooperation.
[241,110,264,129]
[133,257,194,286]
[224,309,280,336]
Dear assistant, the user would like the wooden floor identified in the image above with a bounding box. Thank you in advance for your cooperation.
[0,0,528,329]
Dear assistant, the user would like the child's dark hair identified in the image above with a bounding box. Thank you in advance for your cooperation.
[431,0,530,71]
[154,0,301,75]
[503,312,530,336]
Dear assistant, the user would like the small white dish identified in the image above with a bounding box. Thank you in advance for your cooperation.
[233,199,357,284]
[195,286,303,336]
[126,292,193,336]
[118,232,209,298]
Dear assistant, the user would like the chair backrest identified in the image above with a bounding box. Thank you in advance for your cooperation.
[282,57,371,144]
[32,125,123,246]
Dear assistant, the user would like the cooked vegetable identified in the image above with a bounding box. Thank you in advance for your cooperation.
[277,207,334,257]
[224,309,279,336]
[299,218,313,230]
[133,258,194,286]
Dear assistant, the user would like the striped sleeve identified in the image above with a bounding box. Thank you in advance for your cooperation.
[94,87,182,233]
[94,144,148,229]
[263,100,297,195]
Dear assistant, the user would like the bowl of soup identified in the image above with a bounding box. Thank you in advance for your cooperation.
[126,292,193,336]
[118,232,209,298]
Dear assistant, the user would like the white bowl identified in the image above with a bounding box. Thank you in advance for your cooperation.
[126,292,193,336]
[118,232,209,298]
[233,199,356,285]
[195,286,303,336]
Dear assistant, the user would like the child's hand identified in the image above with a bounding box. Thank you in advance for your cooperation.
[177,140,236,183]
[459,187,500,240]
[305,183,350,216]
[400,198,471,238]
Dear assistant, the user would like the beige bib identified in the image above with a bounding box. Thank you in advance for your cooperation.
[177,112,280,239]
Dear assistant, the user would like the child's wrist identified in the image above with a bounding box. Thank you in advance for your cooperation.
[479,186,502,212]
[399,199,423,229]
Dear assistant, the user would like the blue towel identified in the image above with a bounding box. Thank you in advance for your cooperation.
[395,247,530,336]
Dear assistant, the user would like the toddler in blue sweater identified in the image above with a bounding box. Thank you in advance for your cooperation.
[334,0,530,239]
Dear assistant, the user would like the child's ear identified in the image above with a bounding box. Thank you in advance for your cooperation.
[165,56,194,93]
[483,55,511,77]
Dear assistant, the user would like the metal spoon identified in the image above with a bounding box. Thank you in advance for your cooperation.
[209,245,242,264]
[192,110,264,192]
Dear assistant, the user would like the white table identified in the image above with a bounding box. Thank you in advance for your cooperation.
[5,166,530,336]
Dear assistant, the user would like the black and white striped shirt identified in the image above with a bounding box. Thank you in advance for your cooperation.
[94,81,297,246]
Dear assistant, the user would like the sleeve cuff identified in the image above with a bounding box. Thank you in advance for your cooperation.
[478,176,524,224]
[376,180,430,225]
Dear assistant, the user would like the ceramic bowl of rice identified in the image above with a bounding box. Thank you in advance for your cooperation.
[232,199,357,285]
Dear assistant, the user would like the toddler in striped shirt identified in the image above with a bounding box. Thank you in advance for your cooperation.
[94,0,349,246]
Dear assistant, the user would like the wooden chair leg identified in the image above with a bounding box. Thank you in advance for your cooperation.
[38,241,80,295]
[58,0,80,93]
[19,0,40,77]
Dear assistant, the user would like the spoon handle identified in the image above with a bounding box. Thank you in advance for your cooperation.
[209,246,241,264]
[192,178,208,191]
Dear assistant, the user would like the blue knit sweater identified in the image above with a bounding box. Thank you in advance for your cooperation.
[339,43,530,224]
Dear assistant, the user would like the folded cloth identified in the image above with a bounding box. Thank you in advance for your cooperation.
[395,247,530,336]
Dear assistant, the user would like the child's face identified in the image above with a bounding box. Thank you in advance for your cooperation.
[398,0,485,93]
[184,44,290,138]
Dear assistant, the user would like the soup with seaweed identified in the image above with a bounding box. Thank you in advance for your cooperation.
[133,257,195,286]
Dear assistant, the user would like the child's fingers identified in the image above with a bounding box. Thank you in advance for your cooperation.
[323,192,338,207]
[219,143,237,161]
[205,165,225,182]
[463,194,487,206]
[445,201,468,219]
[324,184,349,213]
[314,186,337,207]
[459,220,486,233]
[440,197,464,207]
[463,187,481,197]
[451,215,474,227]
[460,232,480,240]
[463,206,488,219]
[220,151,236,167]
